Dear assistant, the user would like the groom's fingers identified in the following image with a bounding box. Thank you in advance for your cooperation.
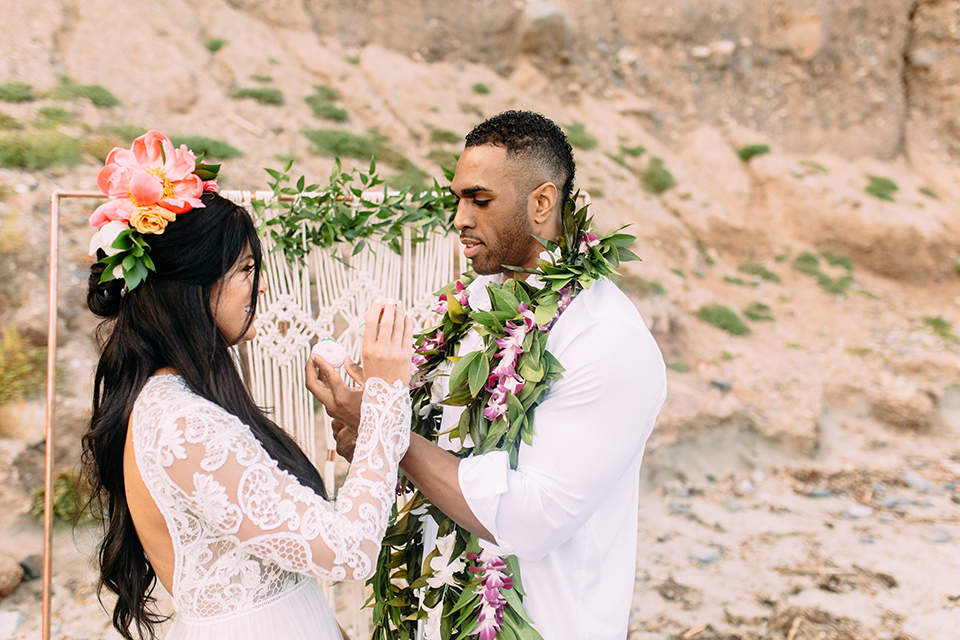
[306,354,335,405]
[307,354,363,427]
[331,419,357,461]
[344,357,365,386]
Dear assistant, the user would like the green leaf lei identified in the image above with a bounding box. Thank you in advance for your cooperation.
[370,197,639,640]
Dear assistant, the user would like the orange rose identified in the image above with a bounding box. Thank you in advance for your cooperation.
[129,205,176,234]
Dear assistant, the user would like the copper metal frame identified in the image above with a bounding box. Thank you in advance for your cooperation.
[43,190,103,640]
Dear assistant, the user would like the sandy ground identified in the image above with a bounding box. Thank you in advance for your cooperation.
[2,406,958,640]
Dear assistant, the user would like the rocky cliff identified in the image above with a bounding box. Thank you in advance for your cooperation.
[0,1,958,638]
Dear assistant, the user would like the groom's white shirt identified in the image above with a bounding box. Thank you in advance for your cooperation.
[421,274,666,640]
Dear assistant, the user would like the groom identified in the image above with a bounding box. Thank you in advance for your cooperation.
[308,110,666,640]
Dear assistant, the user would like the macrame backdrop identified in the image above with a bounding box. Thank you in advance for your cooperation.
[219,189,462,635]
[220,190,463,489]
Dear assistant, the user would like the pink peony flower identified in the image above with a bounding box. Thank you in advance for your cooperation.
[89,130,208,231]
[312,337,347,369]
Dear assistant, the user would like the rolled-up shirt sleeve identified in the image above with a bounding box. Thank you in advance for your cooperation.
[458,313,666,561]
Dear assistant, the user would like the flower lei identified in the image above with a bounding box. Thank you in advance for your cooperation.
[88,130,220,292]
[369,197,639,640]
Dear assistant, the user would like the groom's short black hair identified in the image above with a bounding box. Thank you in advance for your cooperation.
[465,110,576,208]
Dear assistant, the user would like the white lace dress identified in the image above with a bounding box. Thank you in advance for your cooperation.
[130,374,411,640]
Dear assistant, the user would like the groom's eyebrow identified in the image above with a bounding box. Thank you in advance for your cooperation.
[451,185,488,197]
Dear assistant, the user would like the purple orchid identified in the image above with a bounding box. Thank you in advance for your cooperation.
[578,231,600,254]
[467,551,514,640]
[434,281,471,315]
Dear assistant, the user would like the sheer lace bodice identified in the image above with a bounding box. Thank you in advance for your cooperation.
[130,375,410,624]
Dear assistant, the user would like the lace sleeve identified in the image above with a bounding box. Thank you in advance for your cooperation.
[159,377,410,582]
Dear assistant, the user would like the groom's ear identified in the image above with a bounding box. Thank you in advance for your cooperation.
[530,182,558,227]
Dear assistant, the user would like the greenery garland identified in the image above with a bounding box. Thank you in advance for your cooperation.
[251,158,457,262]
[370,197,639,640]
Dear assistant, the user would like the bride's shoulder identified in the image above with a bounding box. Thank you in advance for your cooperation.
[135,375,228,424]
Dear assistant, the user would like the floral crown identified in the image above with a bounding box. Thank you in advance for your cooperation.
[88,130,220,292]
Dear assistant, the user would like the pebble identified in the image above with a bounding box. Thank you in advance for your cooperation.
[737,479,754,495]
[710,379,732,393]
[19,554,42,582]
[669,501,690,515]
[878,515,895,524]
[664,482,690,498]
[880,496,913,509]
[808,487,833,498]
[844,504,875,519]
[0,555,23,599]
[0,611,24,639]
[925,528,952,544]
[691,45,711,59]
[722,497,741,512]
[903,472,931,493]
[951,492,960,505]
[689,545,722,564]
[860,535,875,544]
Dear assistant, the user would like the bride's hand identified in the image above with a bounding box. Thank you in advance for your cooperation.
[362,299,414,386]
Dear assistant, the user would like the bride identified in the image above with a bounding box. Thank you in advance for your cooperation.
[82,131,412,640]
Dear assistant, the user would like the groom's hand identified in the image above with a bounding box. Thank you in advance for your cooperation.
[306,354,363,435]
[330,419,358,462]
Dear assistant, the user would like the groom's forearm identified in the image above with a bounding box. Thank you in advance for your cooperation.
[400,434,496,543]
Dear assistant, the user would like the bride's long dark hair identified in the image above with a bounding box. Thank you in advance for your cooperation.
[81,192,326,640]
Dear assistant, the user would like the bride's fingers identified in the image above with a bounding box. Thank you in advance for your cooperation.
[402,315,414,351]
[389,301,407,345]
[378,301,396,344]
[363,301,384,347]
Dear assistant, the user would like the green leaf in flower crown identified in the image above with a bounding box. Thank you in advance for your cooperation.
[123,258,149,291]
[110,230,135,251]
[194,163,220,181]
[98,259,120,284]
[617,246,641,262]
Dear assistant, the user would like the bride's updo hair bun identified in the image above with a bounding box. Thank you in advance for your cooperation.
[87,258,125,318]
